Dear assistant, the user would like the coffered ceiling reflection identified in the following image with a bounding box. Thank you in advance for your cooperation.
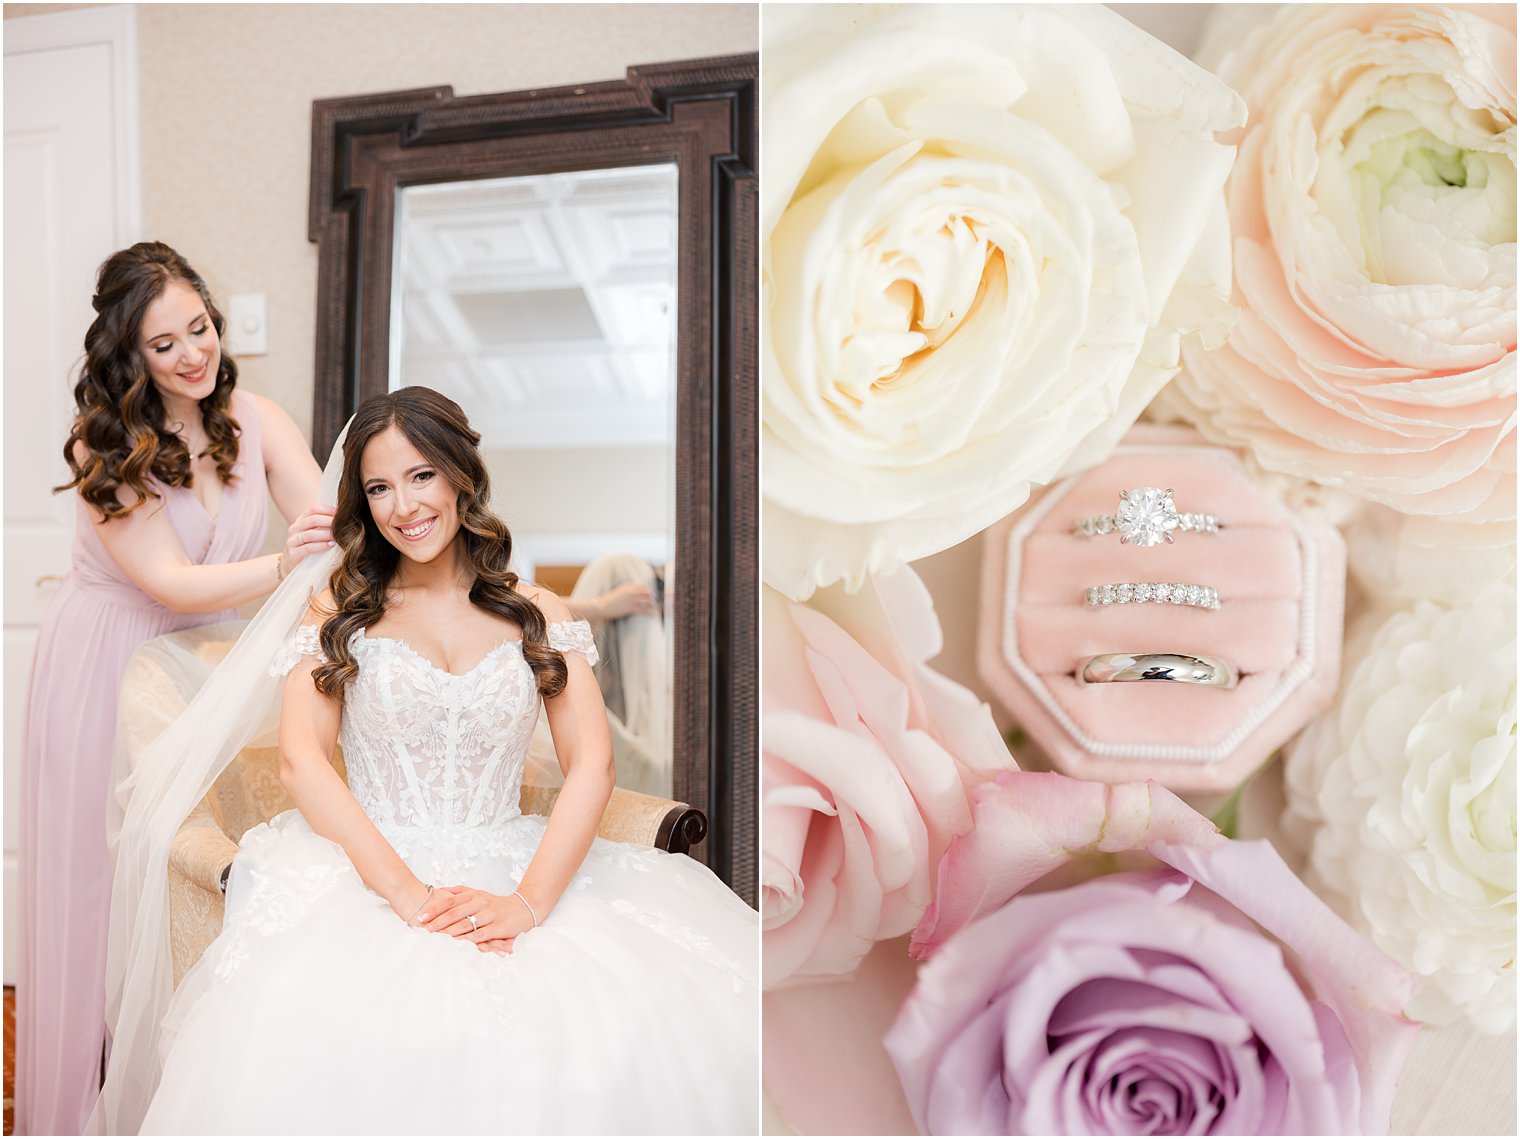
[393,164,679,449]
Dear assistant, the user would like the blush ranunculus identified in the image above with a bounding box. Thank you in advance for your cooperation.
[761,3,1246,600]
[761,567,1012,989]
[888,774,1420,1135]
[1170,4,1517,523]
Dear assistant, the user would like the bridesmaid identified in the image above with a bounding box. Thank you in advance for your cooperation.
[16,243,333,1135]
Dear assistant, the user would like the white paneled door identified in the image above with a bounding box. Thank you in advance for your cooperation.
[3,6,140,984]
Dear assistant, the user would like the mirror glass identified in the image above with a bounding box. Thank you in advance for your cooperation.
[391,164,679,799]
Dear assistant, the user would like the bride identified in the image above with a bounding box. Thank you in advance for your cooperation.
[99,387,757,1135]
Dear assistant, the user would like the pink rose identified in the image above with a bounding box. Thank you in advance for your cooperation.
[888,773,1419,1136]
[762,567,1011,988]
[910,772,1224,956]
[1171,5,1516,522]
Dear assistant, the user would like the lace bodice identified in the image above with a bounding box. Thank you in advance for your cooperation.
[277,621,597,835]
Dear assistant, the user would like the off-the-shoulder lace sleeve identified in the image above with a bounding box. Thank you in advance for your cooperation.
[269,624,328,677]
[547,619,598,666]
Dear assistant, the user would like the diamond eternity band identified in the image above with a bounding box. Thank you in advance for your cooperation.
[1085,582,1219,610]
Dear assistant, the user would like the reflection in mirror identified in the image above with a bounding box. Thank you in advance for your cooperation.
[391,165,679,799]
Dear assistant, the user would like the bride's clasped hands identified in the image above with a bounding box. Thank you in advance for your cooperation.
[414,885,537,954]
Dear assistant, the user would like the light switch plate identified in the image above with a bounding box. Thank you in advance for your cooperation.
[225,293,268,356]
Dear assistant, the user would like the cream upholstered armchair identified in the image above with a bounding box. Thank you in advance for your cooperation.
[118,624,708,986]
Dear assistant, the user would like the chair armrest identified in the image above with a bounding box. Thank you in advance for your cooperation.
[519,783,707,853]
[168,799,239,896]
[166,799,238,986]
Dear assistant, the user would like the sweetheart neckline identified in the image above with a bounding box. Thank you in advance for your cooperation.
[357,631,524,680]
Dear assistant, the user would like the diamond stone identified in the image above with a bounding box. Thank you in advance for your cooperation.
[1115,487,1181,547]
[1087,580,1219,610]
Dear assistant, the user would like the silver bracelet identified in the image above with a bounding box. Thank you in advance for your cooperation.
[512,889,539,928]
[405,884,435,924]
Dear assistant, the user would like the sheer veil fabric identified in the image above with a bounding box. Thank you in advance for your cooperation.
[90,425,348,1135]
[568,552,671,795]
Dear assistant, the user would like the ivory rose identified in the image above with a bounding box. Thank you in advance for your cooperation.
[761,567,1010,988]
[1284,581,1517,1032]
[1172,5,1518,522]
[762,3,1245,599]
[890,773,1419,1136]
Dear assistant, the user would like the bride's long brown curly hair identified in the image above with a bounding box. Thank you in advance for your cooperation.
[311,386,568,699]
[57,243,241,518]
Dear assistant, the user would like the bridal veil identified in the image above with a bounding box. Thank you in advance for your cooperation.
[90,426,348,1135]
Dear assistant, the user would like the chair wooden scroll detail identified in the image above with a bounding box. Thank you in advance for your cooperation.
[119,625,706,986]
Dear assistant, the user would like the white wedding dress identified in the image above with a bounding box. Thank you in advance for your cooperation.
[140,620,758,1135]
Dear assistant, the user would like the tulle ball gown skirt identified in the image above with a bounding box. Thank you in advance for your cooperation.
[141,813,759,1135]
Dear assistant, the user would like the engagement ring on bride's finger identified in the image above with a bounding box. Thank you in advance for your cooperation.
[1074,487,1219,546]
[467,914,478,932]
[1078,652,1238,688]
[1086,582,1219,610]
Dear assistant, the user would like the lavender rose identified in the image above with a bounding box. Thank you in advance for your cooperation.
[887,775,1419,1136]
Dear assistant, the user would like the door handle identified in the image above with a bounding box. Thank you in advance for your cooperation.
[34,574,62,589]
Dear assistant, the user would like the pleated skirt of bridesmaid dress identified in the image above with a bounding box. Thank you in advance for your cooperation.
[16,581,228,1136]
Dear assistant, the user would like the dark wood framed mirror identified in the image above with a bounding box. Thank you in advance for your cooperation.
[307,54,757,902]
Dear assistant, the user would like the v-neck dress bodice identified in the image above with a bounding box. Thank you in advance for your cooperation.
[67,389,269,610]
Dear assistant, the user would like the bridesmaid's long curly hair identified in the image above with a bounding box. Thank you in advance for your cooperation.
[57,242,241,519]
[311,386,568,700]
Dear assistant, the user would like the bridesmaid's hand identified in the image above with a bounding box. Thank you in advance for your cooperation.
[280,505,336,575]
[593,582,658,619]
[422,885,537,944]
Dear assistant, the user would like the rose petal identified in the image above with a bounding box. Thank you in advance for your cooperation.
[910,771,1223,955]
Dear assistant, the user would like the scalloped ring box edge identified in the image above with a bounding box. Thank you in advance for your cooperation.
[976,428,1347,795]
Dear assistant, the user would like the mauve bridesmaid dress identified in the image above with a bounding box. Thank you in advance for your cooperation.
[16,390,270,1135]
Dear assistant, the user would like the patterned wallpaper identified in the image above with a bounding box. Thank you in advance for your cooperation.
[6,2,758,550]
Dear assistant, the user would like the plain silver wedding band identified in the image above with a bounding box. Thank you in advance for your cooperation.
[1078,652,1238,689]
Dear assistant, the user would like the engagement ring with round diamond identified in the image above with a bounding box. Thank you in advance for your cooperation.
[1078,652,1238,688]
[1085,582,1219,610]
[1074,487,1219,546]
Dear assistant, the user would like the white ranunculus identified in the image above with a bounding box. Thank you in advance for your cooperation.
[1283,582,1517,1032]
[761,4,1245,599]
[1173,4,1517,522]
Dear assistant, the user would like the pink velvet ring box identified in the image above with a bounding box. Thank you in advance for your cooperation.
[977,426,1346,794]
